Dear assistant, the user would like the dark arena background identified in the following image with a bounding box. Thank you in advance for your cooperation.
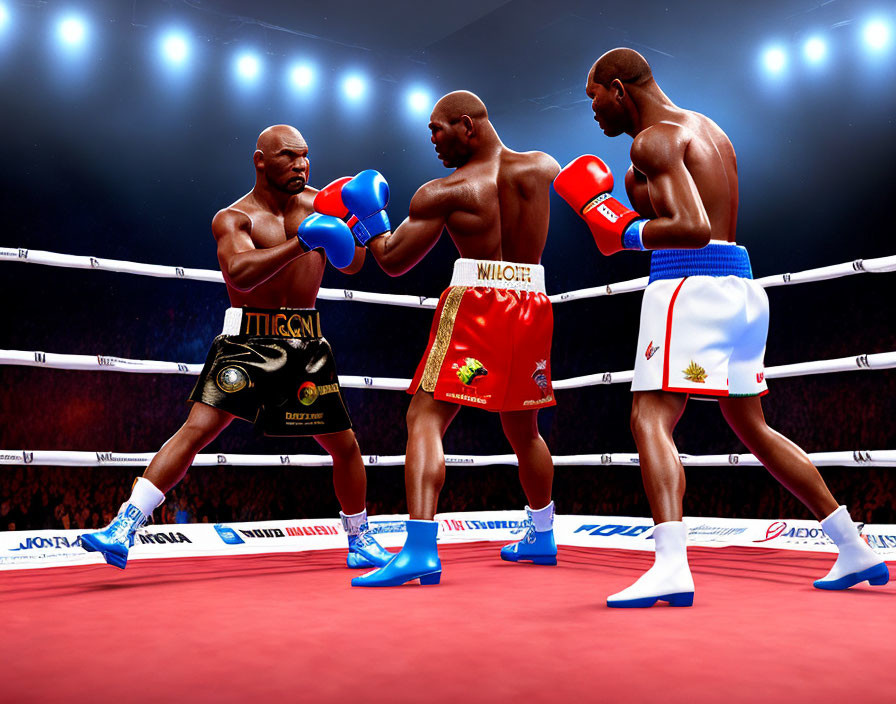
[1,2,894,703]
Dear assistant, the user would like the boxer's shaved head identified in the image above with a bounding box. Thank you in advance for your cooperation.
[588,48,653,89]
[256,124,306,154]
[254,124,309,194]
[432,90,488,124]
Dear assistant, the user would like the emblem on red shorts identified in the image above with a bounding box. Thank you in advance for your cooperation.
[645,340,660,360]
[683,360,707,384]
[454,357,488,385]
[756,372,765,383]
[532,360,550,396]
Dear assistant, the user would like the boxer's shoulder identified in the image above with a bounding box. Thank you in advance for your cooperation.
[631,122,692,173]
[212,205,253,241]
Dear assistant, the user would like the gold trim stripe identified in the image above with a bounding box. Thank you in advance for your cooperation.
[420,286,468,392]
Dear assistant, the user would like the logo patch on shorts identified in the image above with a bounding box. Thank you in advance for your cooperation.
[683,360,707,384]
[645,340,660,360]
[756,372,765,383]
[216,366,249,393]
[454,357,488,385]
[531,359,550,396]
[298,381,319,406]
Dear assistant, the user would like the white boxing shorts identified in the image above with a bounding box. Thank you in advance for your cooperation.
[631,242,769,397]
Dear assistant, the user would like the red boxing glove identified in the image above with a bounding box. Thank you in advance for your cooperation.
[313,177,359,230]
[554,155,644,256]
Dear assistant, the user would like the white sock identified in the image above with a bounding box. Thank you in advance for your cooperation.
[127,477,165,517]
[340,509,368,536]
[528,501,555,532]
[607,521,694,603]
[818,505,882,581]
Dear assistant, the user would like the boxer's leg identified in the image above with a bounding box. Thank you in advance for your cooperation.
[316,428,393,569]
[720,395,888,590]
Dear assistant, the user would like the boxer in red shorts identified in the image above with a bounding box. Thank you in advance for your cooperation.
[348,90,561,586]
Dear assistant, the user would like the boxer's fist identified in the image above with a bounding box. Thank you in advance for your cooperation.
[296,213,356,269]
[314,177,352,218]
[342,170,391,245]
[554,155,646,255]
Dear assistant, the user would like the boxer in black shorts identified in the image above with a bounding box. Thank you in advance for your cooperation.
[190,307,351,436]
[81,125,393,570]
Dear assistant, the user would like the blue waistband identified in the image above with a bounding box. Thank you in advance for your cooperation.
[649,243,752,283]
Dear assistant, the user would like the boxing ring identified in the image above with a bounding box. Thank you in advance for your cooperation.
[1,246,895,703]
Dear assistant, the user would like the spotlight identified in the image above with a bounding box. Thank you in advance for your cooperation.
[762,46,787,75]
[235,52,261,81]
[160,32,189,66]
[289,63,314,89]
[863,19,891,51]
[407,89,432,114]
[0,4,9,31]
[342,74,366,100]
[803,36,827,64]
[57,15,87,47]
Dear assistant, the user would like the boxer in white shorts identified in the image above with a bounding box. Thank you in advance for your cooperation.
[555,48,888,608]
[632,242,768,397]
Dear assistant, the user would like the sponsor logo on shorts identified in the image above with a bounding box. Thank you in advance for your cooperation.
[645,340,660,360]
[454,357,488,385]
[475,262,532,284]
[298,381,340,405]
[523,396,554,406]
[445,392,488,405]
[216,366,249,393]
[683,360,707,384]
[242,310,321,338]
[531,359,550,396]
[285,412,324,421]
[756,371,765,383]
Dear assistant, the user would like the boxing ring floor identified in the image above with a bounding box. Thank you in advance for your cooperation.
[2,542,894,704]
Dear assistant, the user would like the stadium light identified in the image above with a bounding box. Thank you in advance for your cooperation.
[0,4,10,31]
[407,89,432,114]
[289,63,314,90]
[762,46,788,75]
[803,36,827,64]
[57,15,87,47]
[235,52,261,82]
[342,74,366,100]
[160,32,189,66]
[863,19,891,51]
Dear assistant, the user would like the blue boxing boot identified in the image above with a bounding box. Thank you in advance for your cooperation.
[80,503,148,569]
[813,506,890,590]
[501,501,558,565]
[80,477,164,569]
[352,519,441,587]
[341,509,394,568]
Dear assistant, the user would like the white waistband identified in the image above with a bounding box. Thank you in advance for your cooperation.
[222,308,244,335]
[449,258,546,293]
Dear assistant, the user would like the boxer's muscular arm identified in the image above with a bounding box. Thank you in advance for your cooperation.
[213,209,305,292]
[339,246,367,275]
[632,124,711,249]
[367,180,449,276]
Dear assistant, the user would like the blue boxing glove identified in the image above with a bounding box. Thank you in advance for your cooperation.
[341,170,391,245]
[296,213,356,269]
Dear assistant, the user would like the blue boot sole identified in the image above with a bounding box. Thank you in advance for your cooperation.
[607,591,694,608]
[80,534,128,570]
[813,562,890,590]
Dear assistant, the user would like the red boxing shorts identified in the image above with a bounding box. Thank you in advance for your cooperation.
[408,258,555,412]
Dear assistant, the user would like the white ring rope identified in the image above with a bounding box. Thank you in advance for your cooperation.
[1,349,894,390]
[3,247,895,307]
[1,449,893,468]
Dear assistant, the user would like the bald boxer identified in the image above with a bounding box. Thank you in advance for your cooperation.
[335,91,560,587]
[555,49,888,607]
[81,125,393,570]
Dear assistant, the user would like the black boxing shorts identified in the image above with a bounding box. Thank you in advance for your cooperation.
[188,307,352,436]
